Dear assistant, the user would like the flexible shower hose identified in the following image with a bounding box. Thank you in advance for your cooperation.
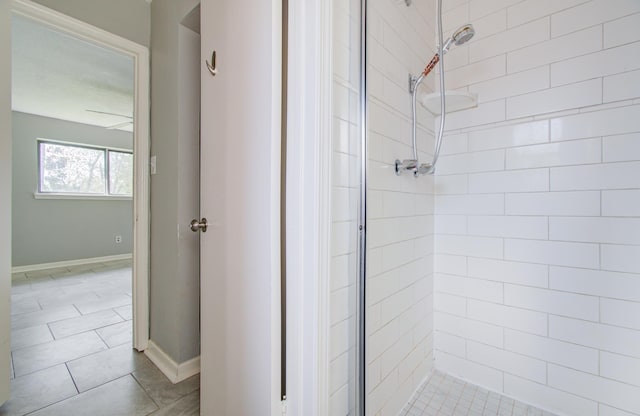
[409,0,446,175]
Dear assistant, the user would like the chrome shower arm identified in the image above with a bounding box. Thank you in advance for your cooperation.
[418,0,450,176]
[394,3,475,177]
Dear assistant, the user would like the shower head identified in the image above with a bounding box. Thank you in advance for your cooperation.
[419,24,476,80]
[442,24,475,54]
[452,24,475,45]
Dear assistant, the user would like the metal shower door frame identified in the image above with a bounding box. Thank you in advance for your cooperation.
[357,0,368,414]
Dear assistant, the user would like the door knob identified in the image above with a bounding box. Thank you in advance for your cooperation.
[190,218,208,232]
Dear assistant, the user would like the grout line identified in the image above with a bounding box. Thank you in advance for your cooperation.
[45,321,56,340]
[599,190,603,217]
[599,243,602,270]
[547,313,550,338]
[65,362,81,394]
[10,351,15,380]
[72,304,83,316]
[130,372,162,410]
[547,265,550,289]
[598,296,602,324]
[597,351,603,383]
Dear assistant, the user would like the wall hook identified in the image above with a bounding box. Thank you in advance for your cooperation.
[206,50,217,76]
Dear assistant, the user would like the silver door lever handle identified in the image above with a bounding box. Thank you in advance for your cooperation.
[190,218,208,232]
[206,51,217,76]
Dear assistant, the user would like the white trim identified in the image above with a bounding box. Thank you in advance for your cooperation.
[10,0,150,352]
[144,340,201,384]
[316,0,333,412]
[270,0,283,414]
[37,138,133,153]
[34,192,132,201]
[285,0,332,414]
[132,38,150,352]
[11,254,132,274]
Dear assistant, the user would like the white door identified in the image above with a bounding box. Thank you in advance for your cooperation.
[199,0,283,414]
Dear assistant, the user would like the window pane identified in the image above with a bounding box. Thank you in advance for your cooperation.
[40,142,106,194]
[108,151,133,196]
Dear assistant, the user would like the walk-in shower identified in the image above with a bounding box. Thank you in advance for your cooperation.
[395,2,475,176]
[359,1,477,415]
[346,0,640,415]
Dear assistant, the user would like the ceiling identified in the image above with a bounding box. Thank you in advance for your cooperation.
[11,15,134,132]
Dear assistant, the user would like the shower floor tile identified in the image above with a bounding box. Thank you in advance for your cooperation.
[401,371,558,416]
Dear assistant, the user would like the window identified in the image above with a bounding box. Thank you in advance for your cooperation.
[38,140,133,197]
[108,151,134,196]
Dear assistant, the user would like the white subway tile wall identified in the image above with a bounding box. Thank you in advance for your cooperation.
[433,1,640,415]
[367,0,436,414]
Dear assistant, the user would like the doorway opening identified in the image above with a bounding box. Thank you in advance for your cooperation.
[10,12,138,370]
[8,0,150,350]
[1,0,153,413]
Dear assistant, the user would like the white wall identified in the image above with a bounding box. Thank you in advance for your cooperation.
[366,0,437,414]
[433,1,640,415]
[11,112,133,267]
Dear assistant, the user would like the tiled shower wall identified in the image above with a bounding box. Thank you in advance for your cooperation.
[432,1,640,415]
[331,0,440,413]
[367,0,437,414]
[329,0,360,414]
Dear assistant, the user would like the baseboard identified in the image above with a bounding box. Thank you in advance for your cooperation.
[11,253,133,274]
[144,340,201,384]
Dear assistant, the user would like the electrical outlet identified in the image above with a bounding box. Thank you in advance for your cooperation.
[115,235,122,244]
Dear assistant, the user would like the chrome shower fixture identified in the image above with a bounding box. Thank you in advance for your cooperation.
[442,24,475,54]
[395,21,476,177]
[422,24,476,79]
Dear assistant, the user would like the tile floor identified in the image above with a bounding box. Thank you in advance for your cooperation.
[401,371,557,416]
[1,260,200,416]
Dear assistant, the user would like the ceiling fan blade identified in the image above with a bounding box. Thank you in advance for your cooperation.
[106,121,133,129]
[86,109,133,119]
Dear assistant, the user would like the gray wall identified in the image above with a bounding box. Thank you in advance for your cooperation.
[149,0,200,364]
[31,0,150,47]
[11,112,133,267]
[0,0,12,403]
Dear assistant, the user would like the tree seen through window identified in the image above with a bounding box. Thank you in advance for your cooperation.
[39,141,132,196]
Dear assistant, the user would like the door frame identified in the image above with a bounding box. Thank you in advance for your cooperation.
[7,0,151,351]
